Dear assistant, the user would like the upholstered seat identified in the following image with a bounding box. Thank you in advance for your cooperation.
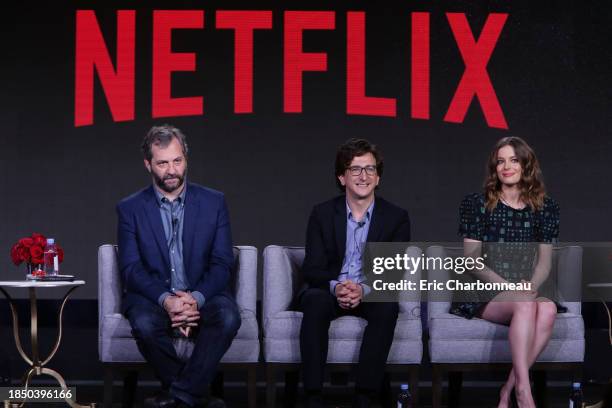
[426,245,585,407]
[98,244,259,408]
[262,245,423,407]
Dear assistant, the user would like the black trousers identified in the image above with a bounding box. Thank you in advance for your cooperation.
[299,288,399,393]
[125,293,241,407]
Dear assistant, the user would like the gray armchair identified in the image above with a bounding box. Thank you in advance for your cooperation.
[98,244,259,408]
[262,245,423,407]
[426,245,584,408]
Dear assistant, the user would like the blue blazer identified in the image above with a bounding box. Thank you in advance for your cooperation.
[116,182,234,312]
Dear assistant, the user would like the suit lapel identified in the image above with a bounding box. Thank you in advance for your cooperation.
[143,187,171,271]
[334,197,347,257]
[366,198,384,242]
[182,186,200,280]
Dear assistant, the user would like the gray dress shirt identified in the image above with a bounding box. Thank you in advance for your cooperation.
[329,200,374,297]
[155,184,205,309]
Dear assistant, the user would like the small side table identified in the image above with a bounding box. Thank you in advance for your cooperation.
[0,280,95,407]
[587,283,612,346]
[585,283,612,408]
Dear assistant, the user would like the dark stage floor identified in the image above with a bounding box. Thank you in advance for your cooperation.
[4,379,611,407]
[1,323,610,407]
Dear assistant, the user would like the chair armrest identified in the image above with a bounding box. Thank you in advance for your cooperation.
[263,245,304,328]
[399,246,423,316]
[555,245,583,315]
[233,245,258,315]
[98,244,122,320]
[425,245,457,319]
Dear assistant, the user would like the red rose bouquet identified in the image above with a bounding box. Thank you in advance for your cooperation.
[10,233,64,276]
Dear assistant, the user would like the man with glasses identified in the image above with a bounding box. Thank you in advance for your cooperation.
[117,125,240,408]
[299,139,411,408]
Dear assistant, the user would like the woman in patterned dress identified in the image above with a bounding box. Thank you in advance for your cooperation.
[452,137,561,408]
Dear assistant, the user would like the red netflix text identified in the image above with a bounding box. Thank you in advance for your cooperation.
[74,10,509,129]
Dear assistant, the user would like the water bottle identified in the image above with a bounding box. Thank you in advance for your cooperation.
[569,382,583,408]
[397,383,412,408]
[43,238,59,276]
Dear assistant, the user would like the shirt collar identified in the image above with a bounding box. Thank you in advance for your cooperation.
[346,199,375,223]
[154,181,187,205]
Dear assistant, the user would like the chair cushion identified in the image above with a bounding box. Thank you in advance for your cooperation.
[428,312,584,341]
[263,311,423,363]
[99,310,259,363]
[429,338,585,363]
[101,310,258,341]
[428,312,585,363]
[100,335,260,363]
[264,311,422,341]
[264,336,423,364]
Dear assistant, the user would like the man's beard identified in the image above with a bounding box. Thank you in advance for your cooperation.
[153,171,186,193]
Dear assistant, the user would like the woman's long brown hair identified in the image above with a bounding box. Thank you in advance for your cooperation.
[484,137,546,211]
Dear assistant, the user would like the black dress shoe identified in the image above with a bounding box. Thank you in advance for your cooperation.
[144,392,181,408]
[306,394,325,408]
[203,397,226,408]
[352,393,371,408]
[144,392,176,408]
[510,388,518,408]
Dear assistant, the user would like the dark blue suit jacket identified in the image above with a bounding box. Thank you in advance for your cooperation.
[116,182,234,313]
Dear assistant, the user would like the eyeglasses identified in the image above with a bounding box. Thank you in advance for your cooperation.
[347,165,377,176]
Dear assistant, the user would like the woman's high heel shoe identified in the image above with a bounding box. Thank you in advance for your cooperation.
[510,388,518,408]
[498,386,517,408]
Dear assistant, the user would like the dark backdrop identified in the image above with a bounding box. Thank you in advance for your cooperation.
[1,1,610,299]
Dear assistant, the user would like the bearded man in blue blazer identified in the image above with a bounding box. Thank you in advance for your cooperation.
[117,125,240,408]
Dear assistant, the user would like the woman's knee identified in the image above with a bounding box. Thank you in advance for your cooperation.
[536,301,557,328]
[512,300,537,317]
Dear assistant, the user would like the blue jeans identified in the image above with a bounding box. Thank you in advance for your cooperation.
[126,293,241,406]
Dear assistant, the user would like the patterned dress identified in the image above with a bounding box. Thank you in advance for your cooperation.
[450,192,561,319]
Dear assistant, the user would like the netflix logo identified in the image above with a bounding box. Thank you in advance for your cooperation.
[74,10,509,129]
